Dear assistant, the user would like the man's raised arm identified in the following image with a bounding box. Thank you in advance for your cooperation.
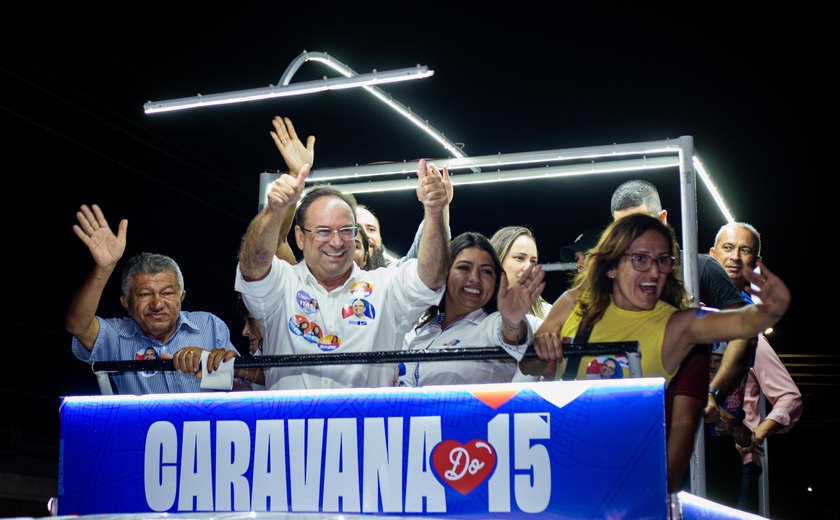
[269,115,315,264]
[65,204,127,350]
[415,159,451,290]
[239,165,310,281]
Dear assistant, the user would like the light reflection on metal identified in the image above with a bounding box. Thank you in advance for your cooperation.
[143,64,433,113]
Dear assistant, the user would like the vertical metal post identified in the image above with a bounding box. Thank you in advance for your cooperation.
[757,392,769,516]
[94,370,114,395]
[677,136,706,498]
[626,351,643,379]
[677,135,700,316]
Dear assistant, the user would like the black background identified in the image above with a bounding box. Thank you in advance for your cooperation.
[2,2,837,518]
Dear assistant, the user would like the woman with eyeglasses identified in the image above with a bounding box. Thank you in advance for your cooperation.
[524,213,790,387]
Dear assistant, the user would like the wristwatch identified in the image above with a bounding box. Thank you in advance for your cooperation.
[709,386,723,404]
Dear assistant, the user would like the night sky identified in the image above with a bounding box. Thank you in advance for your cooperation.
[2,2,836,517]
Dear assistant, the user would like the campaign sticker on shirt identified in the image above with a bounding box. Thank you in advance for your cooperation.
[694,306,719,318]
[289,315,311,337]
[393,362,407,386]
[317,334,341,352]
[296,291,319,314]
[341,298,376,325]
[349,281,373,298]
[135,347,159,377]
[304,322,324,344]
[442,339,461,347]
[289,315,324,344]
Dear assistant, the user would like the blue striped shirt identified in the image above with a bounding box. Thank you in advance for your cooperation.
[71,311,236,395]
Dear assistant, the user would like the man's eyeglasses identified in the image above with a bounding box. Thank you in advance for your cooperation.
[623,253,677,274]
[300,226,358,242]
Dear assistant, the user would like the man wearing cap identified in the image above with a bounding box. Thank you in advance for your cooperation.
[559,229,603,273]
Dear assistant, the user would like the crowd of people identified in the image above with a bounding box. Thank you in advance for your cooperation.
[66,115,799,513]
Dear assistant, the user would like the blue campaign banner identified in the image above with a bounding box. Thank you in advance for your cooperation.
[58,379,667,518]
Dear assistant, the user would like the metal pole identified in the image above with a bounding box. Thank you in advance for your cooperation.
[94,371,114,395]
[677,135,706,498]
[757,392,769,517]
[92,342,640,374]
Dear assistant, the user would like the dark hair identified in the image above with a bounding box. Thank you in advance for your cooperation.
[571,213,687,332]
[295,185,358,229]
[234,291,250,319]
[610,179,662,216]
[418,232,502,328]
[357,204,388,269]
[356,225,373,269]
[121,252,184,297]
[368,245,387,269]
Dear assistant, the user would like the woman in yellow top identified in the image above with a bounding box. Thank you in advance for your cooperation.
[525,213,790,385]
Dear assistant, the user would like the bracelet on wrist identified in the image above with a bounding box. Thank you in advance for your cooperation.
[502,320,521,332]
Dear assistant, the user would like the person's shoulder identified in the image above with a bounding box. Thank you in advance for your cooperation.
[391,255,415,268]
[351,262,392,278]
[283,259,308,276]
[98,315,133,325]
[755,334,777,360]
[180,309,217,317]
[698,254,733,283]
[548,290,580,319]
[374,257,418,278]
[557,289,581,306]
[653,299,680,313]
[101,316,139,334]
[697,254,743,308]
[697,253,720,273]
[180,310,226,325]
[273,255,304,272]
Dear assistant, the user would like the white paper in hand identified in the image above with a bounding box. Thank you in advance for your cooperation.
[199,350,234,390]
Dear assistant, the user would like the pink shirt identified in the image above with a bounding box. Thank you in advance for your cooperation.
[741,334,803,464]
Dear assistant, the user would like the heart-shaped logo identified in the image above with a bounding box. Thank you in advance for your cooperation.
[431,439,497,495]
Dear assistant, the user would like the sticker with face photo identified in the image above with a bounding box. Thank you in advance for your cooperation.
[317,334,341,352]
[135,347,159,376]
[349,281,373,298]
[341,298,375,325]
[305,323,324,343]
[585,355,627,379]
[289,314,325,344]
[296,290,319,314]
[289,315,311,337]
